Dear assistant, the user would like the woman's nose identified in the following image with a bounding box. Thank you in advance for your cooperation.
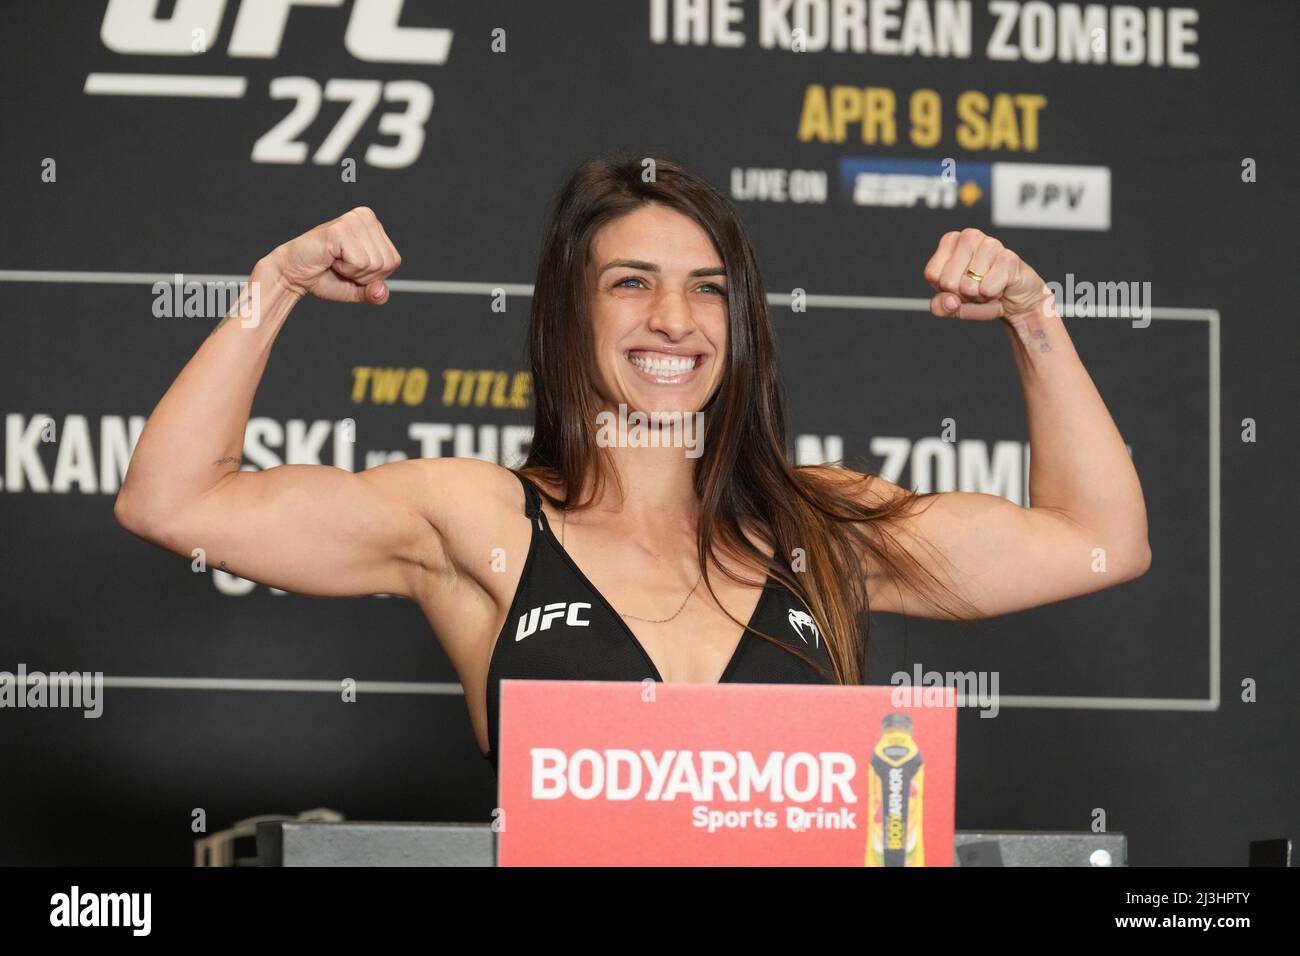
[646,288,694,338]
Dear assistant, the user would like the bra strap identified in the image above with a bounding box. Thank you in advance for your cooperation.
[513,471,550,531]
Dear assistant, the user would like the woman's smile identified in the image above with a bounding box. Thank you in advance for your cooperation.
[624,348,708,385]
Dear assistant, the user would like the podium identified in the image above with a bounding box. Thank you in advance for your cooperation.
[256,821,494,867]
[254,821,1128,867]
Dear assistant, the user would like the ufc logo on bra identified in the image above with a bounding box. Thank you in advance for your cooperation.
[516,603,591,642]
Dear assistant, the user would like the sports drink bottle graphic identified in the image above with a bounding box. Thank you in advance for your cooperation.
[865,713,925,866]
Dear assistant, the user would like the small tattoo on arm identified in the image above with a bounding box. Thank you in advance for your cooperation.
[214,456,240,466]
[1011,321,1052,353]
[207,286,256,338]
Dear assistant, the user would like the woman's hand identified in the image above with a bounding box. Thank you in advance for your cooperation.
[260,205,402,305]
[922,227,1051,323]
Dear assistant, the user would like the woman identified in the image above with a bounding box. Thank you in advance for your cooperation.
[114,154,1151,772]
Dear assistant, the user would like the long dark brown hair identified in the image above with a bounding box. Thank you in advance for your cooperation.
[518,152,979,685]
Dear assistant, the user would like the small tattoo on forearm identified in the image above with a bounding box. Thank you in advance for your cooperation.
[214,456,240,466]
[207,286,257,338]
[1011,321,1052,353]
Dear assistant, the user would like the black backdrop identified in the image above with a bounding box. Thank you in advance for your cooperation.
[1,0,1297,865]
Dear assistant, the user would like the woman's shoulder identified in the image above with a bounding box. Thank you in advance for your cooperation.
[406,458,538,530]
[412,456,524,491]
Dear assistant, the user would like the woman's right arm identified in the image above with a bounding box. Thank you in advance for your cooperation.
[113,207,445,599]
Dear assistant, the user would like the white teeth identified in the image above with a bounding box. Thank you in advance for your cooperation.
[629,353,697,375]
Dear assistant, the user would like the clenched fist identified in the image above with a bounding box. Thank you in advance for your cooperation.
[922,228,1049,322]
[264,206,402,304]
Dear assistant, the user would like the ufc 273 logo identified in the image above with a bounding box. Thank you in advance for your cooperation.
[92,0,451,169]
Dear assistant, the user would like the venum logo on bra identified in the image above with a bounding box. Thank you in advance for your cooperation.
[788,609,821,648]
[516,602,592,642]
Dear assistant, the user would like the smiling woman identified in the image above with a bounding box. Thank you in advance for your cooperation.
[114,152,1149,773]
[593,214,725,395]
[513,154,977,704]
[505,155,1148,768]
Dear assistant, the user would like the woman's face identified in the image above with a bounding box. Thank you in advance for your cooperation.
[585,203,728,418]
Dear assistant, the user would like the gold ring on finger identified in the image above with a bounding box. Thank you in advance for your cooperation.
[964,268,985,282]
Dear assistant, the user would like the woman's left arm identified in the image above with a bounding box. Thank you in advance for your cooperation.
[855,227,1151,620]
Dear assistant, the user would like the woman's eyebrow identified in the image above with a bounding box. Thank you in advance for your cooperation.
[597,258,726,277]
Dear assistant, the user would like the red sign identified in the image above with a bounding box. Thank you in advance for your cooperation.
[497,680,956,866]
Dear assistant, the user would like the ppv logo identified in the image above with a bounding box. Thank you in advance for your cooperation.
[100,0,451,64]
[516,602,592,642]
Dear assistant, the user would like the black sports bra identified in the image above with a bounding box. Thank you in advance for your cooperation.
[481,472,838,772]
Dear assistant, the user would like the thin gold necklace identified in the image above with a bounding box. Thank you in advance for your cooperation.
[561,507,703,624]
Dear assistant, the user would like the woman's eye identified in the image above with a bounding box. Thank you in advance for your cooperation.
[613,277,725,295]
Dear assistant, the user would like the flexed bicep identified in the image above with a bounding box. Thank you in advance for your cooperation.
[857,475,1151,620]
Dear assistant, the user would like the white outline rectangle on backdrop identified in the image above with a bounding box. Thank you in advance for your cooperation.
[0,270,1220,713]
